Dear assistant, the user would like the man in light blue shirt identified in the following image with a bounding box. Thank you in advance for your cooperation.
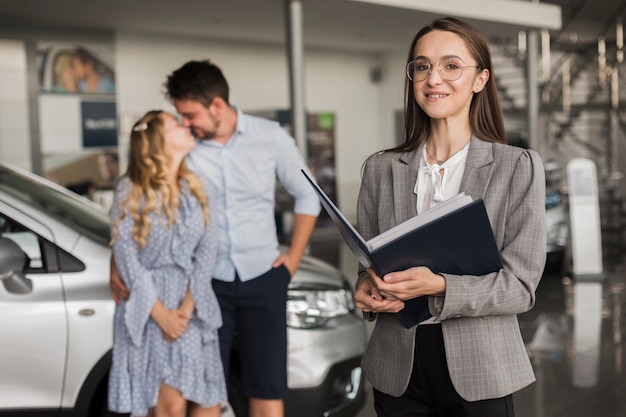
[183,104,321,282]
[167,60,320,417]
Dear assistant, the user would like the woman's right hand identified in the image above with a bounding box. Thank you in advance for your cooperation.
[153,307,191,342]
[355,268,405,314]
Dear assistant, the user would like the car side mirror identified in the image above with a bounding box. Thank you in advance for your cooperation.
[0,237,33,294]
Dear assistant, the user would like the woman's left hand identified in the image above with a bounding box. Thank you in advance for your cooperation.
[375,266,446,301]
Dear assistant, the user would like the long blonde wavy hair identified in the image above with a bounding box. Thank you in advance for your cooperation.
[110,110,209,249]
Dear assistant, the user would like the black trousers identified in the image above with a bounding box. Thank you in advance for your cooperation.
[373,324,514,417]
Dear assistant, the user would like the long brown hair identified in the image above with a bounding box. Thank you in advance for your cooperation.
[110,110,209,248]
[393,17,506,153]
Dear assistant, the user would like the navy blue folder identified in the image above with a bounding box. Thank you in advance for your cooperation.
[302,169,503,328]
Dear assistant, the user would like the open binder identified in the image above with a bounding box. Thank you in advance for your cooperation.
[302,169,503,327]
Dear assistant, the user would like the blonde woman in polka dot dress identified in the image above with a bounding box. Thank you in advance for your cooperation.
[108,110,226,417]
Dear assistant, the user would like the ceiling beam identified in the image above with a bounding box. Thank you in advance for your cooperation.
[346,0,562,30]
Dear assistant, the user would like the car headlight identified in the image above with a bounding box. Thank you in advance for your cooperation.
[286,283,355,329]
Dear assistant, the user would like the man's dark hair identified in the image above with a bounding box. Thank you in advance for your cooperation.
[74,47,95,65]
[164,59,230,107]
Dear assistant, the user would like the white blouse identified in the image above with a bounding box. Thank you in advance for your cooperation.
[415,142,470,214]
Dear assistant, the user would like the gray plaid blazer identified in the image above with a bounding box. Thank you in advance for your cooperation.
[358,136,546,401]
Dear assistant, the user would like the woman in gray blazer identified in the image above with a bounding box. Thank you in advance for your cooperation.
[354,17,546,417]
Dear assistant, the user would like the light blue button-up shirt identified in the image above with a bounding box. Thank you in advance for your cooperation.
[186,108,321,282]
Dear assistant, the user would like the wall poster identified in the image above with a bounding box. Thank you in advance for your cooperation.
[36,42,119,208]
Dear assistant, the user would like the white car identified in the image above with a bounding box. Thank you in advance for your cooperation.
[0,163,366,417]
[544,160,569,271]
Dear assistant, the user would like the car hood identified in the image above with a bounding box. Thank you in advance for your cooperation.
[291,254,346,289]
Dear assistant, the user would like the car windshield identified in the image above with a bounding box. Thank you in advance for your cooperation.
[0,164,110,245]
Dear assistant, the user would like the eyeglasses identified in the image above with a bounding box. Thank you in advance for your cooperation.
[406,58,481,82]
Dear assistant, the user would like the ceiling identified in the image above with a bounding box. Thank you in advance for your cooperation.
[0,0,624,54]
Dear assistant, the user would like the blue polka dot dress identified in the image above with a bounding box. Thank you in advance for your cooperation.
[108,176,226,417]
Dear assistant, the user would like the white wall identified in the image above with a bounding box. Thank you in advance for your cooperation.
[115,31,404,219]
[0,40,31,169]
[379,53,410,144]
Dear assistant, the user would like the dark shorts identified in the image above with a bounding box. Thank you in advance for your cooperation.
[212,265,291,399]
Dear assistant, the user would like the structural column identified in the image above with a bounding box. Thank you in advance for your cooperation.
[526,29,540,153]
[285,0,307,159]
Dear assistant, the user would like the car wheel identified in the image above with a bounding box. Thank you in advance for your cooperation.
[89,375,129,417]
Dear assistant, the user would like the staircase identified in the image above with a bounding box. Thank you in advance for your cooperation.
[489,30,626,271]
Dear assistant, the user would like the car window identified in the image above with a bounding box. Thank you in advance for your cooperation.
[0,213,86,274]
[0,215,44,271]
[0,165,110,245]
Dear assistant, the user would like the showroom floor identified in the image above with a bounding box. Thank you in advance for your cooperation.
[307,218,626,417]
